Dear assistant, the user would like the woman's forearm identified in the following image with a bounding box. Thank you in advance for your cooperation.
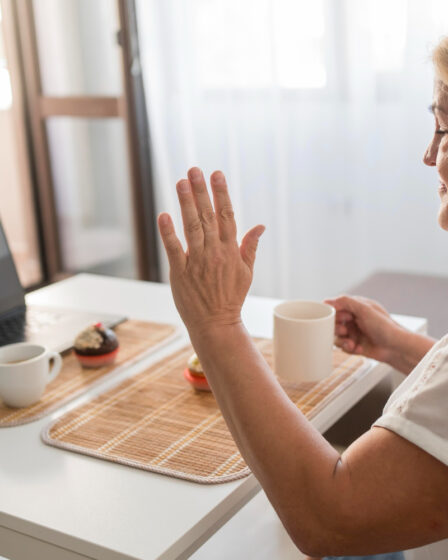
[190,323,448,556]
[388,330,436,375]
[189,322,341,550]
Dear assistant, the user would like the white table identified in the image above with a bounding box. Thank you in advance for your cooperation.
[0,274,427,560]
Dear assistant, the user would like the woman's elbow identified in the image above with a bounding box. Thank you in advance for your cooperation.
[291,528,344,558]
[284,510,351,557]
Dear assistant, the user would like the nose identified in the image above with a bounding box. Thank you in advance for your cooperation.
[423,137,438,166]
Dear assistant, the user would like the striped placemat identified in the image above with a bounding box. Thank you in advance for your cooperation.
[0,320,178,427]
[42,340,368,483]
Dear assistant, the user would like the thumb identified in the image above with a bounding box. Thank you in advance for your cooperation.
[240,225,265,269]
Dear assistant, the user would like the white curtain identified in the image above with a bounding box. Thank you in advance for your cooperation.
[136,0,448,300]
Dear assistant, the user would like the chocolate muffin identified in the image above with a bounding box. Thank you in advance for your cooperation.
[74,323,119,368]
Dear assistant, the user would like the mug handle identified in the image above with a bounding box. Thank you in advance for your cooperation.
[47,351,62,384]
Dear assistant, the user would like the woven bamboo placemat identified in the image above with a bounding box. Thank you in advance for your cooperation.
[42,340,368,483]
[0,320,178,427]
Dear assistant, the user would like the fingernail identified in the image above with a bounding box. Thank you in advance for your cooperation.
[188,167,201,180]
[213,170,225,183]
[159,213,169,226]
[177,180,190,193]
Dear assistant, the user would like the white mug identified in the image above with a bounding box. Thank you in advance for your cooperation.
[273,300,335,384]
[0,342,62,408]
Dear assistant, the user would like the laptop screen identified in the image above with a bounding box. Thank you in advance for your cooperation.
[0,221,26,315]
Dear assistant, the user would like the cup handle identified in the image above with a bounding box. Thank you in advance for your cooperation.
[47,351,62,384]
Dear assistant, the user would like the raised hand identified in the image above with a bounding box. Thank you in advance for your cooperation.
[157,167,265,337]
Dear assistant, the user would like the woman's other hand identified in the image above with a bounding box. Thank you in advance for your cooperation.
[324,295,398,362]
[157,167,265,337]
[324,295,435,373]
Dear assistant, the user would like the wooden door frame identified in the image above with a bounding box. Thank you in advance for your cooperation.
[12,0,62,281]
[118,0,160,282]
[10,0,160,282]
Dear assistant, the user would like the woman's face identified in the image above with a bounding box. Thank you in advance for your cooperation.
[424,80,448,230]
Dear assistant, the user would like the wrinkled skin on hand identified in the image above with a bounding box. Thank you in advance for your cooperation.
[157,167,265,337]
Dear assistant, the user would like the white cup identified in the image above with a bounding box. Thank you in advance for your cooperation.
[273,300,335,384]
[0,342,62,408]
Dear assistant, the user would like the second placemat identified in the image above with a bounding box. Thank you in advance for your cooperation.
[42,340,368,483]
[0,320,178,427]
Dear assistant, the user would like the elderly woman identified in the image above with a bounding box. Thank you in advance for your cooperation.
[157,37,448,559]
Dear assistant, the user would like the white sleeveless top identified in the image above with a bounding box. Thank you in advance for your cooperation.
[374,334,448,559]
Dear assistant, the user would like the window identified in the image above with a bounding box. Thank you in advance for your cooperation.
[368,0,407,73]
[194,0,326,89]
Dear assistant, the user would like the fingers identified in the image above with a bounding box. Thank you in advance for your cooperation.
[326,294,387,317]
[327,298,362,353]
[187,167,219,245]
[210,170,237,242]
[157,213,186,270]
[335,336,352,352]
[240,225,265,269]
[325,298,356,328]
[176,178,204,253]
[174,168,263,264]
[355,295,389,316]
[335,310,355,323]
[335,336,363,355]
[335,322,348,336]
[325,295,369,332]
[325,295,363,315]
[176,168,239,250]
[334,317,363,354]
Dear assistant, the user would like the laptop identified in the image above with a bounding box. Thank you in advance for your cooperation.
[0,220,126,352]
